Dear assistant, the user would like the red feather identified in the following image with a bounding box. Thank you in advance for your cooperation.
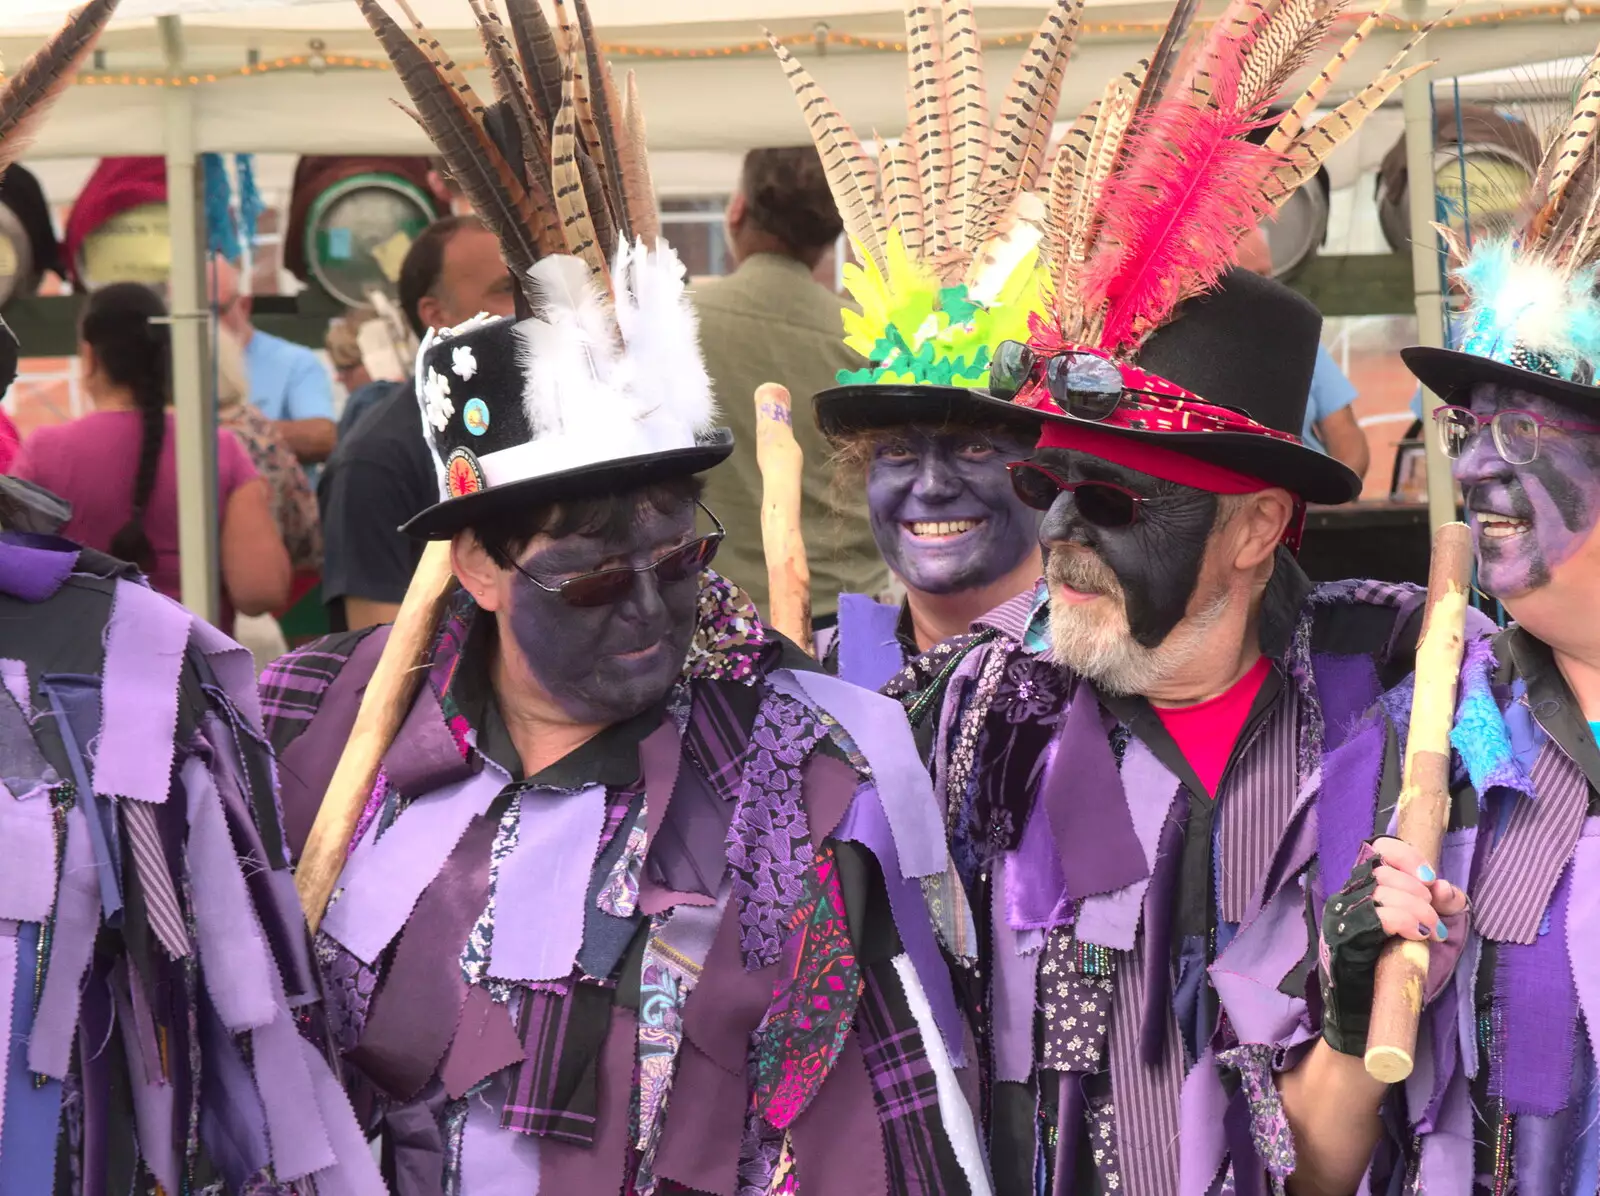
[1079,40,1284,352]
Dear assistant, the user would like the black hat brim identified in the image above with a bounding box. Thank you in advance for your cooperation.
[1402,345,1600,409]
[1025,408,1363,505]
[401,430,735,540]
[813,384,1048,439]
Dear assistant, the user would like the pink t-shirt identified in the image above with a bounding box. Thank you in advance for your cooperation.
[1152,656,1273,797]
[12,410,258,620]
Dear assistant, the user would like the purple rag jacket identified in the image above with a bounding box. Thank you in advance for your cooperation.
[0,531,382,1196]
[918,551,1451,1196]
[258,570,984,1196]
[1328,621,1600,1194]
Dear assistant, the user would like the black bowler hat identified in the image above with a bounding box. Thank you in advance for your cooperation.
[402,252,734,540]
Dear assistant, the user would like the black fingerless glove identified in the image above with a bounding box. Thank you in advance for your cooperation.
[1318,850,1386,1057]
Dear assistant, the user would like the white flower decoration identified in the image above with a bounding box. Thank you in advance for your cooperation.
[423,367,454,432]
[452,344,478,381]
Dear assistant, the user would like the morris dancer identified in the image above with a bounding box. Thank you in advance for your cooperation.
[767,2,1063,695]
[916,2,1432,1189]
[1289,39,1600,1193]
[0,5,381,1192]
[261,3,981,1192]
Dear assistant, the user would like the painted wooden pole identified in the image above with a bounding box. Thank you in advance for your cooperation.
[754,382,813,655]
[1364,520,1474,1083]
[294,538,457,931]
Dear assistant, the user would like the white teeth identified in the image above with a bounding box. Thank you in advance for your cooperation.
[1478,515,1530,540]
[908,520,981,537]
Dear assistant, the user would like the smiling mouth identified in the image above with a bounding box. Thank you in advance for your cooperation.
[1475,513,1532,541]
[904,519,985,541]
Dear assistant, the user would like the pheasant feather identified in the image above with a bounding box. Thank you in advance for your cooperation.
[883,138,927,261]
[942,0,989,249]
[1529,50,1600,247]
[620,72,661,244]
[964,0,1085,251]
[766,33,887,272]
[905,4,952,259]
[502,0,563,127]
[1264,1,1390,152]
[1132,0,1201,121]
[394,0,486,120]
[551,57,608,283]
[0,0,120,177]
[1056,65,1143,336]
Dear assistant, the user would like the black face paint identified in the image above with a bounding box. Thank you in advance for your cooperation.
[505,498,700,724]
[1034,447,1219,647]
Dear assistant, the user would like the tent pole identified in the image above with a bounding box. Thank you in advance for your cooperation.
[1402,0,1453,532]
[160,14,219,624]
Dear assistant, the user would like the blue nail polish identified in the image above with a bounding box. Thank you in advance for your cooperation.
[1417,863,1437,883]
[1435,921,1448,942]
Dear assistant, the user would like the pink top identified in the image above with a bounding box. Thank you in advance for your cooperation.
[12,410,258,622]
[1151,655,1273,797]
[0,410,19,475]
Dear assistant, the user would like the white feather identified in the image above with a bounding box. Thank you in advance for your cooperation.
[515,255,626,446]
[611,235,719,445]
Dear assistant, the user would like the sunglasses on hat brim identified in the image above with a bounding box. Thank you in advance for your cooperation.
[989,340,1169,421]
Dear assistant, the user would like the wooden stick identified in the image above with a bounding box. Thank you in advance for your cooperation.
[754,382,813,655]
[294,538,458,932]
[1364,520,1474,1083]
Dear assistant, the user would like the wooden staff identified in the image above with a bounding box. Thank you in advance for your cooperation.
[1364,520,1474,1083]
[294,538,457,932]
[755,382,813,655]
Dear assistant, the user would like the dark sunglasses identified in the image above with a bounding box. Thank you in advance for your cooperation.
[989,340,1139,421]
[513,502,725,608]
[1007,461,1147,528]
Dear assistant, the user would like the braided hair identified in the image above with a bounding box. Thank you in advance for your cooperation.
[80,283,171,574]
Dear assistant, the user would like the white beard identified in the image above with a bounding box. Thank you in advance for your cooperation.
[1047,565,1232,696]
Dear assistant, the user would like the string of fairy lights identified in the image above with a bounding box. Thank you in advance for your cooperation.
[22,3,1591,89]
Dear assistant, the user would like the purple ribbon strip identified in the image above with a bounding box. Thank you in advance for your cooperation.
[297,1036,390,1196]
[1498,859,1579,1116]
[1314,714,1384,911]
[771,669,945,877]
[321,763,506,964]
[91,578,188,804]
[0,697,57,923]
[461,1073,542,1194]
[440,985,526,1101]
[183,756,280,1031]
[835,783,964,1065]
[0,538,77,604]
[0,922,17,1149]
[187,612,263,732]
[254,967,337,1181]
[487,784,607,983]
[1209,874,1312,1048]
[991,855,1041,1083]
[1076,736,1179,950]
[1178,1045,1230,1196]
[1,923,63,1195]
[1005,785,1071,931]
[834,594,908,693]
[111,967,179,1195]
[26,806,103,1078]
[1044,684,1149,900]
[1568,823,1600,1101]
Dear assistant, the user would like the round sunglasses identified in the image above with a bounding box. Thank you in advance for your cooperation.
[1007,461,1147,528]
[990,340,1136,421]
[513,504,726,608]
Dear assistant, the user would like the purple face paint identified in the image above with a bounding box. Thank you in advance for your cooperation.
[506,498,700,724]
[865,426,1041,595]
[1034,447,1219,648]
[1452,383,1600,599]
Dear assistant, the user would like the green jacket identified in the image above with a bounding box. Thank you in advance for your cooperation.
[693,253,889,621]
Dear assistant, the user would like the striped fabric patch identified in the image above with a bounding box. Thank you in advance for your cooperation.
[121,798,189,959]
[1472,741,1591,944]
[1108,934,1185,1196]
[1218,689,1300,925]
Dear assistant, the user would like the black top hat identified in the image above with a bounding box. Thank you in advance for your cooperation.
[978,269,1362,504]
[812,382,1046,440]
[402,315,733,540]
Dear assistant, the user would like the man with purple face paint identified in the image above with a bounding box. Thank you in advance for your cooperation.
[255,9,984,1194]
[1284,67,1600,1187]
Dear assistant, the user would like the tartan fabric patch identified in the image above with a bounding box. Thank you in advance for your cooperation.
[500,981,613,1142]
[855,957,964,1196]
[257,627,377,750]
